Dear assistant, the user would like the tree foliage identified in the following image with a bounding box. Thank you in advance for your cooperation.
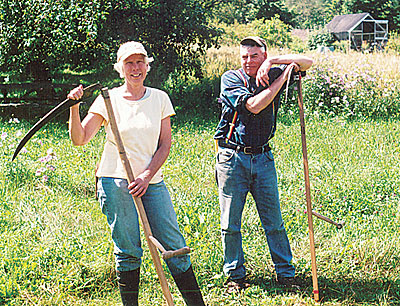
[0,0,219,83]
[204,0,294,26]
[285,0,400,30]
[0,0,110,81]
[218,16,293,48]
[345,0,400,31]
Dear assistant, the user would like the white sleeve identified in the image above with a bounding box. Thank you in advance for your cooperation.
[161,91,176,119]
[88,93,109,123]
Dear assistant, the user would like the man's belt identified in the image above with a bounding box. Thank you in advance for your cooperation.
[218,139,271,155]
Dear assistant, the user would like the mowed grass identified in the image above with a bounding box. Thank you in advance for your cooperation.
[1,114,399,305]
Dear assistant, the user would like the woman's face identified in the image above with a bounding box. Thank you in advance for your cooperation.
[122,54,148,85]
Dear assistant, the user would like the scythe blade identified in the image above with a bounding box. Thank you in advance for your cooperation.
[11,83,102,161]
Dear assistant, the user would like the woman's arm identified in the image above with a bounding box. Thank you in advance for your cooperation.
[68,85,104,146]
[128,116,172,197]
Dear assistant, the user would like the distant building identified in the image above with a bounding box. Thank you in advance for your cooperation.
[326,13,388,50]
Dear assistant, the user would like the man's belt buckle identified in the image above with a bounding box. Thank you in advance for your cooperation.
[243,146,253,154]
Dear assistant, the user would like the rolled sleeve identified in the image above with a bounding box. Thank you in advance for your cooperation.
[220,70,253,114]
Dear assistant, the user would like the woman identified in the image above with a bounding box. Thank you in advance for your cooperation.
[68,41,205,306]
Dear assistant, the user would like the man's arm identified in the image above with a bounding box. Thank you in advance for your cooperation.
[257,54,313,87]
[246,62,300,114]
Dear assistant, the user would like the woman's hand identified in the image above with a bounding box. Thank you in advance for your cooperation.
[128,170,151,197]
[67,85,84,109]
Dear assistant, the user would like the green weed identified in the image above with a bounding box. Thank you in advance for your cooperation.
[1,114,399,305]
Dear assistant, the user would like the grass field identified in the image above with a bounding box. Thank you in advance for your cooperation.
[1,45,400,306]
[1,113,399,305]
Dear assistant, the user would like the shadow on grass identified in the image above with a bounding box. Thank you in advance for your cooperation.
[246,273,400,304]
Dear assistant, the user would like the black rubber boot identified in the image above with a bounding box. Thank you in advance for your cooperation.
[172,266,205,306]
[117,268,140,306]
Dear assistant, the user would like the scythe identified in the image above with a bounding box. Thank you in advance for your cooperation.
[11,83,102,161]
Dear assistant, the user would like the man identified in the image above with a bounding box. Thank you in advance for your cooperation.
[214,36,313,292]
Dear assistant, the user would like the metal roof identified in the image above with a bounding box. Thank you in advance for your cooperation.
[326,13,371,33]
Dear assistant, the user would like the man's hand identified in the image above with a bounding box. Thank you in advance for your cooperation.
[283,62,300,81]
[256,60,272,87]
[128,170,152,197]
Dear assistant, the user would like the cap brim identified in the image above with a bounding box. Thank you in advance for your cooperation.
[119,52,147,63]
[240,37,266,49]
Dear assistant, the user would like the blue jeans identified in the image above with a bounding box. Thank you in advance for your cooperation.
[216,147,295,280]
[97,177,191,275]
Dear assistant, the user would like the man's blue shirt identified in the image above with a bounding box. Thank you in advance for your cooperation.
[214,66,292,147]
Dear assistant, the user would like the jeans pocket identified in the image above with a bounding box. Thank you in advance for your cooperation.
[217,148,235,164]
[264,150,274,161]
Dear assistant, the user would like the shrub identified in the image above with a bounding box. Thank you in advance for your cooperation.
[254,16,293,49]
[332,40,350,53]
[161,72,221,119]
[386,31,400,55]
[289,35,307,53]
[307,27,335,50]
[301,59,400,118]
[302,66,349,116]
[218,16,293,49]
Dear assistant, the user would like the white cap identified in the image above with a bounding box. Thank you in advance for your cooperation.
[114,41,153,78]
[116,41,153,63]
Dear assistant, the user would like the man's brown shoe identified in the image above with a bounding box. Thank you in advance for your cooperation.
[277,276,301,290]
[225,277,250,293]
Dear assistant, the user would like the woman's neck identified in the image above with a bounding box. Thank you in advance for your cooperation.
[122,82,146,101]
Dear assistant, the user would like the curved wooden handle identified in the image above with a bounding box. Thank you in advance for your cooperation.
[162,247,191,260]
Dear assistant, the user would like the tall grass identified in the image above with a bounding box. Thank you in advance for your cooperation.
[1,113,399,305]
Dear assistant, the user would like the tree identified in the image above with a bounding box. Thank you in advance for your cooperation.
[0,0,110,81]
[345,0,400,31]
[254,0,295,27]
[286,0,329,28]
[0,0,219,83]
[285,0,400,30]
[202,0,294,26]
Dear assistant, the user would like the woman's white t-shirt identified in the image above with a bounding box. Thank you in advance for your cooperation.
[89,86,175,184]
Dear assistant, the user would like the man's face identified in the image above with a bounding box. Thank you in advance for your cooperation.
[240,45,267,78]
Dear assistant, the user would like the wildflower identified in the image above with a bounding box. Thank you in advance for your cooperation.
[21,148,28,153]
[35,168,46,176]
[1,132,7,140]
[42,175,49,183]
[16,130,22,137]
[8,118,20,123]
[46,165,55,171]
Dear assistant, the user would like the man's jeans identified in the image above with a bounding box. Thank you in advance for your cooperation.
[97,177,190,275]
[216,147,295,280]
